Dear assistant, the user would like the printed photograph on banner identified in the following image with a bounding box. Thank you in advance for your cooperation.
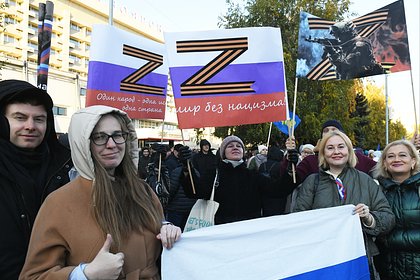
[86,24,168,119]
[296,0,410,81]
[165,27,288,129]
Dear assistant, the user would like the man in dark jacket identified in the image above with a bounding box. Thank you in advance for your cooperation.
[165,143,183,174]
[137,146,152,179]
[258,146,285,216]
[191,139,217,177]
[165,143,197,229]
[0,79,72,279]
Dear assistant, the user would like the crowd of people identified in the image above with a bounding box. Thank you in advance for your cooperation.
[1,78,420,279]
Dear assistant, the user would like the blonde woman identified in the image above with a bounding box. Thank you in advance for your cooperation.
[374,140,420,280]
[293,130,395,280]
[20,105,181,280]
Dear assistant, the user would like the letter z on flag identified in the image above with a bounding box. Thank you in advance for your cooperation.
[164,27,288,129]
[162,205,370,280]
[86,24,168,119]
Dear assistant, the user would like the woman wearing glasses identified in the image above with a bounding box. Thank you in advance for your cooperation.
[20,105,181,280]
[293,130,395,280]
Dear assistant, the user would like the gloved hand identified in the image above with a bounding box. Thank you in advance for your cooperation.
[152,144,167,160]
[287,149,299,173]
[287,149,299,165]
[178,146,193,163]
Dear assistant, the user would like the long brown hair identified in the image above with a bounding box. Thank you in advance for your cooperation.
[91,113,162,250]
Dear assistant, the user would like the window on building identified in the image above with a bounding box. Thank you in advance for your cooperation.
[4,34,15,44]
[139,120,159,129]
[52,33,61,39]
[80,88,87,96]
[28,41,37,49]
[29,24,37,33]
[4,15,17,24]
[70,22,81,32]
[70,38,80,47]
[29,6,38,17]
[86,29,92,36]
[69,54,80,63]
[5,0,15,7]
[52,106,67,116]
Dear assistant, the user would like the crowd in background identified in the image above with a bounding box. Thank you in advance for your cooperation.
[2,78,420,280]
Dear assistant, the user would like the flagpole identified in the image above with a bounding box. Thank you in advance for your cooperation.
[108,0,113,25]
[157,120,166,183]
[408,69,418,133]
[266,122,272,148]
[290,77,299,183]
[385,74,389,145]
[291,77,298,137]
[180,129,196,194]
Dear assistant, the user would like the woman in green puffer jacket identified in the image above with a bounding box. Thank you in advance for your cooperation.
[374,139,420,280]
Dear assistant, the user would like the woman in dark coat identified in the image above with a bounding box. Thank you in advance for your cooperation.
[374,140,420,280]
[181,135,292,225]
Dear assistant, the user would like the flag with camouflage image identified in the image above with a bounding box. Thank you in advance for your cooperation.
[296,0,410,81]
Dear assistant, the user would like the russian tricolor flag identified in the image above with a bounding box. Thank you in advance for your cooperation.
[164,27,288,129]
[162,205,370,280]
[86,24,168,120]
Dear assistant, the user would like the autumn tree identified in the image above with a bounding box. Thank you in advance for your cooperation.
[362,83,407,149]
[351,92,370,148]
[216,0,357,147]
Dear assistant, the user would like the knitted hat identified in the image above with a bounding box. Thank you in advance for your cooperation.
[219,135,244,159]
[321,120,344,137]
[258,145,268,153]
[300,144,315,153]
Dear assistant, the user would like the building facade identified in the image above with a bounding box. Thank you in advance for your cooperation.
[0,0,220,148]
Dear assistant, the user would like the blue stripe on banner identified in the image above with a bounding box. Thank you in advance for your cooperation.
[162,205,369,280]
[87,61,168,93]
[283,256,370,280]
[169,61,285,97]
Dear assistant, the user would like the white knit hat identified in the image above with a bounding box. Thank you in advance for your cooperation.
[258,145,268,153]
[219,135,244,159]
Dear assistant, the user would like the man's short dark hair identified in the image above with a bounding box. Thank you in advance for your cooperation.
[173,144,183,152]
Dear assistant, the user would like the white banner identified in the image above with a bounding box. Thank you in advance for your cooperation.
[162,205,370,280]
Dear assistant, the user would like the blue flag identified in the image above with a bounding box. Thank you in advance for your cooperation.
[273,112,301,135]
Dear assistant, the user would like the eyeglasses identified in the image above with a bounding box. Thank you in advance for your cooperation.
[90,132,128,146]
